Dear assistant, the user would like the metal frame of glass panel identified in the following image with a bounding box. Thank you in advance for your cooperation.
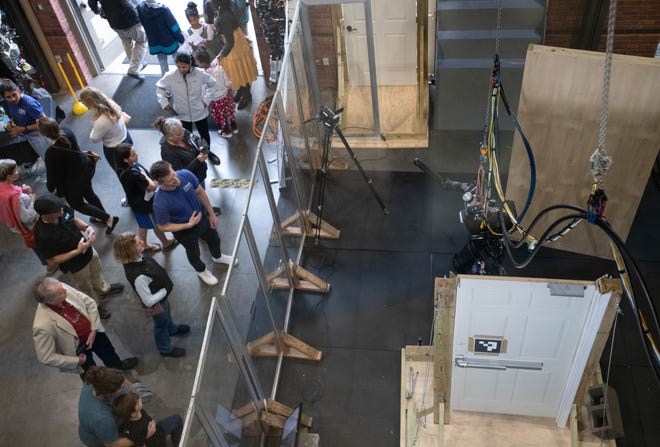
[180,1,380,444]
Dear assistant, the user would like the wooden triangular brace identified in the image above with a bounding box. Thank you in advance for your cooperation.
[280,210,340,240]
[266,260,330,293]
[247,331,322,361]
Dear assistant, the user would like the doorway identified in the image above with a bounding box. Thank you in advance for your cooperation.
[66,0,124,72]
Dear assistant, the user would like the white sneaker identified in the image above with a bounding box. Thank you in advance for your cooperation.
[217,129,232,138]
[212,254,238,267]
[197,269,218,285]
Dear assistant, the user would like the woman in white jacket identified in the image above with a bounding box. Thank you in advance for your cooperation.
[156,51,216,147]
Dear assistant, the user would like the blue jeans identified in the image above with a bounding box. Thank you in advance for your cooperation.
[157,53,170,76]
[152,298,180,353]
[158,413,183,446]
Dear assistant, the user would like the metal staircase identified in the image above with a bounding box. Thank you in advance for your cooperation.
[433,0,548,130]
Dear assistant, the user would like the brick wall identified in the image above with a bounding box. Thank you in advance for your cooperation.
[25,0,94,90]
[309,5,338,90]
[546,0,660,57]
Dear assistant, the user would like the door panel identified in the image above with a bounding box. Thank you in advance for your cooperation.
[343,0,417,86]
[452,278,594,418]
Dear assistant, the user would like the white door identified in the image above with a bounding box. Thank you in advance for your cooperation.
[342,0,417,85]
[451,278,595,418]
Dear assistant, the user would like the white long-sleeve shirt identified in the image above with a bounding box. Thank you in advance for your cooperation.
[89,114,127,148]
[156,67,216,122]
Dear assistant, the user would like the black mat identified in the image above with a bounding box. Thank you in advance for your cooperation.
[112,74,222,130]
[243,170,660,446]
[112,75,163,129]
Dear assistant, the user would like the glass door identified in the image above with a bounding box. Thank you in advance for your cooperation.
[66,0,124,72]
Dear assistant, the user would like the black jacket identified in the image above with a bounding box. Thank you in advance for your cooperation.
[89,0,140,30]
[44,128,95,198]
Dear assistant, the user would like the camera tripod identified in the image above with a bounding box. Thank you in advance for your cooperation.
[313,106,389,242]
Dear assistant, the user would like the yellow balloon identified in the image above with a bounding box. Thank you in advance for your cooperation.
[73,101,88,116]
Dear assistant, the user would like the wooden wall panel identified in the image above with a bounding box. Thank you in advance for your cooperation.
[506,45,660,258]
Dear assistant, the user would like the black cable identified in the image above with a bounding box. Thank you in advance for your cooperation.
[500,212,587,269]
[595,218,660,344]
[503,204,587,249]
[594,217,660,385]
[498,206,660,385]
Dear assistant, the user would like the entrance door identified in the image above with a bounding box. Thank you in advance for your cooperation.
[66,0,124,71]
[451,278,594,418]
[342,0,417,85]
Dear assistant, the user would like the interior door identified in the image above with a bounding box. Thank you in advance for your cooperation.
[342,0,417,85]
[451,278,594,418]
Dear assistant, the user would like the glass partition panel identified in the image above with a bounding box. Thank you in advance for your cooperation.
[182,2,362,443]
[179,410,211,447]
[185,298,263,446]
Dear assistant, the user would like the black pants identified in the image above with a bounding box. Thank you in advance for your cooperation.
[103,131,134,176]
[173,213,221,272]
[79,331,123,372]
[65,184,110,222]
[181,118,211,149]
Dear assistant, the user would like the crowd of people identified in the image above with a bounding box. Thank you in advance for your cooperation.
[0,1,258,445]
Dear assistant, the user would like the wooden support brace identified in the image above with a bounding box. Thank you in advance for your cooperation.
[267,260,331,293]
[434,275,457,425]
[264,399,312,429]
[247,330,322,361]
[280,210,341,240]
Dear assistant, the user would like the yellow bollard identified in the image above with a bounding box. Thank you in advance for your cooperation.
[57,60,87,115]
[67,53,86,90]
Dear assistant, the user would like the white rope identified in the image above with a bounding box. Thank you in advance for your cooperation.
[590,0,617,183]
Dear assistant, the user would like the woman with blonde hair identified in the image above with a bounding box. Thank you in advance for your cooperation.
[79,86,133,173]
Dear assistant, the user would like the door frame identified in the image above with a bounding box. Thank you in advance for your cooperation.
[301,0,381,137]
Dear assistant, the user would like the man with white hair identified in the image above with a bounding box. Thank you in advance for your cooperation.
[32,277,138,377]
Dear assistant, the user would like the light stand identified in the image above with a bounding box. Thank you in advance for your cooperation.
[314,106,389,243]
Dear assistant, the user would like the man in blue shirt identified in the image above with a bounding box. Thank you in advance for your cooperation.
[0,78,51,158]
[150,160,235,285]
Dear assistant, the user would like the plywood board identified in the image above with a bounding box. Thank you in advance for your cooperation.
[335,85,429,149]
[506,45,660,258]
[400,347,612,446]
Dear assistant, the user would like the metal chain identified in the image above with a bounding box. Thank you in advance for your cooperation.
[495,0,503,54]
[480,0,503,146]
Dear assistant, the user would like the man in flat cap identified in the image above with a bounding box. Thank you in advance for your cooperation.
[34,197,123,319]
